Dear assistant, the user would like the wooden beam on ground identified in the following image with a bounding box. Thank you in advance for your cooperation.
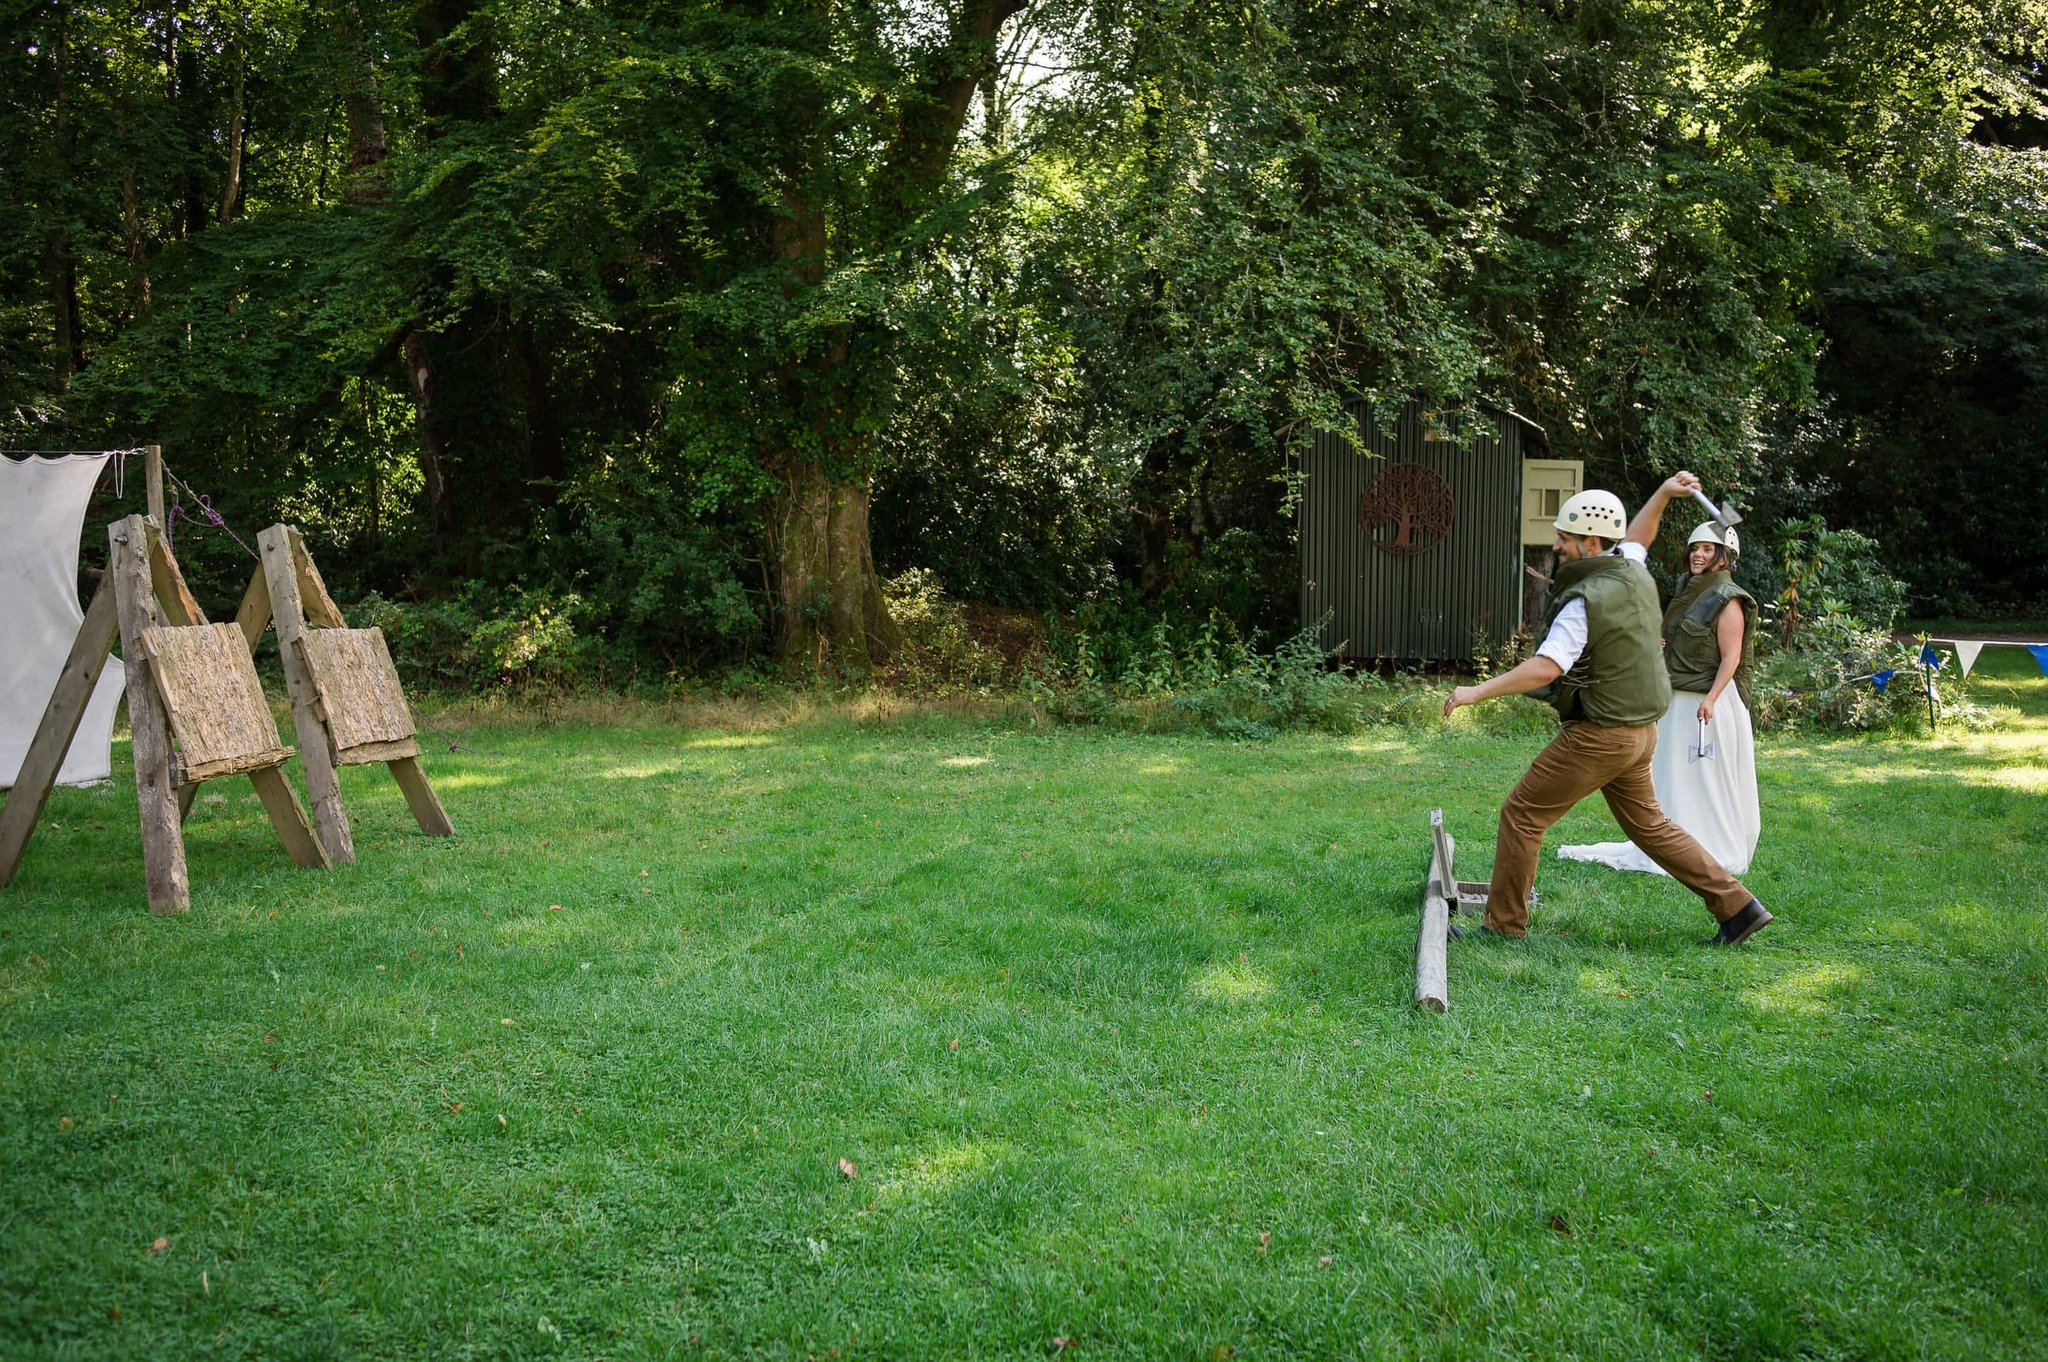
[1416,809,1452,1013]
[113,516,189,914]
[0,573,120,890]
[258,524,354,866]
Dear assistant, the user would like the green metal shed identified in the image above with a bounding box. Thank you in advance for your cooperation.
[1299,399,1537,661]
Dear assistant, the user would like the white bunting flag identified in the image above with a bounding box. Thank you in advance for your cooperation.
[1955,641,1984,677]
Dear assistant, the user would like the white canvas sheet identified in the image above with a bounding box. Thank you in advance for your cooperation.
[1,454,126,788]
[1557,686,1760,878]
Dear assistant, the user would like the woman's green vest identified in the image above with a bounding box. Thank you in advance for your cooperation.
[1661,570,1755,701]
[1536,553,1671,726]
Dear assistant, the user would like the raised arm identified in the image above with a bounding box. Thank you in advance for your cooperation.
[1624,471,1702,550]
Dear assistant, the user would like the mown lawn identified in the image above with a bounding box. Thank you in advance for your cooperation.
[2,660,2044,1360]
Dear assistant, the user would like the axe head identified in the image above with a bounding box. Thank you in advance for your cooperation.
[1687,488,1744,531]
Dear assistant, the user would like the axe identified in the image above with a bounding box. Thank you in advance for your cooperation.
[1688,716,1716,764]
[1687,488,1743,534]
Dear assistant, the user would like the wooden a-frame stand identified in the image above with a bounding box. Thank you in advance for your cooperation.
[239,524,453,866]
[0,515,327,914]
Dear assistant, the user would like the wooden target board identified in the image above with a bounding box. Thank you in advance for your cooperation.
[141,623,293,783]
[297,628,419,763]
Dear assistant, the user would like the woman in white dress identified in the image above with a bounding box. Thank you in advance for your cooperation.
[1560,516,1761,876]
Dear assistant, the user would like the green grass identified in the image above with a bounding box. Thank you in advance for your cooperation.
[3,671,2045,1360]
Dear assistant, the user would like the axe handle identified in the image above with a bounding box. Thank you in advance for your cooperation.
[1688,488,1726,523]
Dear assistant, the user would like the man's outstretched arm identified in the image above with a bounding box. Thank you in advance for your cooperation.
[1443,656,1564,717]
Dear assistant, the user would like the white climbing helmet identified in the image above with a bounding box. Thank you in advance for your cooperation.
[1553,489,1627,541]
[1687,521,1740,559]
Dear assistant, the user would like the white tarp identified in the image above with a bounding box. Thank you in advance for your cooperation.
[2,454,126,788]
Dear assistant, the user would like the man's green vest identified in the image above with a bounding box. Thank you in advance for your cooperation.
[1661,570,1755,701]
[1536,552,1671,726]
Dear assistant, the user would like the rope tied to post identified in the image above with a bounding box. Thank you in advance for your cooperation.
[164,468,261,562]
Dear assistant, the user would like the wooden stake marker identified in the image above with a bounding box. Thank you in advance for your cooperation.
[1417,809,1454,1012]
[244,524,453,866]
[0,515,326,913]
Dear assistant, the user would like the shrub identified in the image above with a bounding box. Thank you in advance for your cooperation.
[1750,612,2002,734]
[1032,608,1372,737]
[566,490,764,679]
[880,569,1007,693]
[1763,515,1909,642]
[353,587,588,696]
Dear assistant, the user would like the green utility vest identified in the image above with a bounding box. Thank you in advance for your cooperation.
[1536,552,1672,726]
[1661,570,1755,703]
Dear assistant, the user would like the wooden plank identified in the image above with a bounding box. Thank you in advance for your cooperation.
[289,528,347,628]
[141,623,291,776]
[1430,805,1458,907]
[1416,810,1451,1013]
[337,737,422,766]
[0,573,120,889]
[233,564,272,651]
[145,445,164,537]
[388,756,455,837]
[147,528,204,626]
[259,524,354,865]
[299,629,415,750]
[247,765,329,870]
[114,517,189,914]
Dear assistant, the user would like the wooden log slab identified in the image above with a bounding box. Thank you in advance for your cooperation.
[298,628,416,753]
[140,623,292,782]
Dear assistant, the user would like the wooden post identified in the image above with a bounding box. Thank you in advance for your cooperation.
[258,524,354,865]
[247,766,328,869]
[1416,809,1451,1013]
[145,445,165,543]
[0,574,119,889]
[113,516,189,914]
[388,756,454,836]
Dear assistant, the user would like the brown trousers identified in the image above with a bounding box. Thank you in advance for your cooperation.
[1486,720,1753,935]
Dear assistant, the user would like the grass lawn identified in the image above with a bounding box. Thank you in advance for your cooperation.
[3,662,2045,1359]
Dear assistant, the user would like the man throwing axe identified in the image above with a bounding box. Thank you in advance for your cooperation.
[1441,472,1774,945]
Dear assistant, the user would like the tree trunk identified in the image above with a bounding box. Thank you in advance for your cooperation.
[515,325,564,509]
[760,0,1026,667]
[402,332,460,552]
[46,0,83,382]
[771,466,900,669]
[341,0,388,201]
[218,40,245,224]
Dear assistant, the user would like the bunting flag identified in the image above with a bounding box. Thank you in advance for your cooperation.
[1872,669,1897,693]
[1955,641,1984,676]
[2031,644,2048,677]
[1920,643,1942,669]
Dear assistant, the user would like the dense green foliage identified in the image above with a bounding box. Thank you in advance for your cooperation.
[5,0,2048,659]
[3,659,2045,1356]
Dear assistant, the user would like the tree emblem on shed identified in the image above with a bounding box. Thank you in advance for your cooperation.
[1358,462,1455,556]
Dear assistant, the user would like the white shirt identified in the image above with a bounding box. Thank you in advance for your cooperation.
[1535,541,1649,673]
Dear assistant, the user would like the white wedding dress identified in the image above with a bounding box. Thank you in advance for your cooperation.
[1558,685,1760,876]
